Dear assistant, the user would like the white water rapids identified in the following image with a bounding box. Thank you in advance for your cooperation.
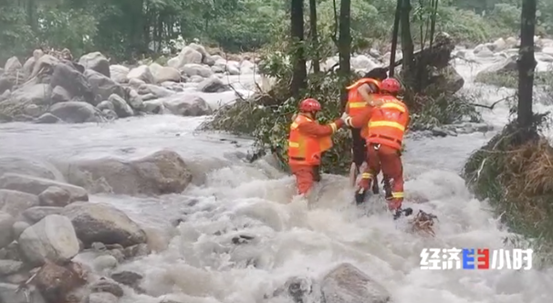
[2,52,553,303]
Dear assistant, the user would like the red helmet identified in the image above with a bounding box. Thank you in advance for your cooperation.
[381,78,401,93]
[299,98,322,112]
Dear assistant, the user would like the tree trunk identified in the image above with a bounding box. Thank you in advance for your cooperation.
[389,0,401,77]
[309,0,320,73]
[290,0,307,98]
[26,0,37,33]
[399,0,415,89]
[338,0,352,108]
[517,0,537,131]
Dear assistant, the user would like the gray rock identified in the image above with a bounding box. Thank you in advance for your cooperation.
[182,63,213,78]
[79,52,110,77]
[12,221,30,239]
[108,94,134,118]
[93,255,118,272]
[90,279,124,297]
[96,100,114,111]
[49,101,103,123]
[9,83,51,105]
[21,206,64,224]
[88,292,118,303]
[111,271,143,288]
[143,100,165,114]
[0,157,60,180]
[0,260,24,276]
[321,263,390,303]
[109,65,129,83]
[62,202,147,247]
[0,212,15,249]
[50,62,95,104]
[0,189,40,217]
[177,46,203,67]
[38,186,71,207]
[197,77,229,93]
[84,69,126,101]
[126,88,144,111]
[51,85,71,102]
[18,214,80,266]
[0,282,46,303]
[127,65,155,84]
[55,150,193,196]
[35,113,62,124]
[0,173,88,202]
[154,66,181,83]
[4,57,22,74]
[156,92,212,116]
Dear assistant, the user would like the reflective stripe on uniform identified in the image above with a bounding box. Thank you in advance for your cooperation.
[345,117,353,127]
[361,173,372,179]
[368,121,405,131]
[380,102,406,112]
[291,122,298,129]
[348,102,366,108]
[289,141,299,147]
[330,122,337,133]
[392,192,404,198]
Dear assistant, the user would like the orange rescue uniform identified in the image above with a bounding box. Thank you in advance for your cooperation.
[346,95,409,210]
[288,114,344,195]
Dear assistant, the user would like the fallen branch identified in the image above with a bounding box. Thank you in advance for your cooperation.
[469,95,513,110]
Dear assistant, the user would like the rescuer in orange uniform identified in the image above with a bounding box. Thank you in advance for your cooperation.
[345,68,388,194]
[288,98,345,196]
[343,78,409,213]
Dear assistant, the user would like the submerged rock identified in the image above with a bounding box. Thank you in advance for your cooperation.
[62,202,147,247]
[320,263,390,303]
[0,173,88,202]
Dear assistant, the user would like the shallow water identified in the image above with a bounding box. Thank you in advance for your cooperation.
[2,51,553,303]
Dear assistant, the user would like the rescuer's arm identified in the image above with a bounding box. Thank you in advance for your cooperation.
[298,119,344,137]
[344,106,373,129]
[357,83,384,107]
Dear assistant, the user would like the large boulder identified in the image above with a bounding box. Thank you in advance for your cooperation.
[0,282,46,303]
[197,77,229,93]
[18,214,80,266]
[0,212,15,249]
[176,46,203,68]
[84,69,126,101]
[62,202,147,247]
[79,52,110,77]
[0,157,61,180]
[0,189,40,217]
[48,101,103,123]
[0,173,88,202]
[108,94,134,118]
[50,62,95,104]
[109,65,130,83]
[127,65,155,84]
[55,150,193,196]
[321,263,390,303]
[8,83,51,105]
[33,261,87,303]
[154,66,181,83]
[182,63,213,78]
[151,92,212,116]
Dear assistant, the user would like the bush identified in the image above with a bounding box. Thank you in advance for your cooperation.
[463,113,553,267]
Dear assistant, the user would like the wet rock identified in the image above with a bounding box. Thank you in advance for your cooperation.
[48,101,103,123]
[321,263,390,303]
[38,186,71,207]
[50,62,95,104]
[430,127,448,137]
[176,46,203,67]
[18,214,80,266]
[21,206,64,224]
[272,276,322,303]
[0,260,24,276]
[0,173,89,202]
[88,292,118,303]
[111,271,143,288]
[159,93,212,116]
[12,221,30,239]
[0,242,21,261]
[8,83,51,105]
[35,113,62,124]
[143,100,165,114]
[0,189,40,217]
[90,278,124,297]
[109,65,129,83]
[473,44,494,57]
[79,52,110,77]
[92,255,118,272]
[50,85,71,102]
[127,65,155,84]
[0,158,59,180]
[197,77,229,93]
[477,56,517,77]
[0,282,46,303]
[123,243,150,259]
[108,94,134,118]
[96,100,115,112]
[0,212,15,249]
[154,66,181,83]
[125,88,144,111]
[33,261,87,303]
[182,63,213,78]
[57,149,193,196]
[84,69,126,101]
[62,202,147,247]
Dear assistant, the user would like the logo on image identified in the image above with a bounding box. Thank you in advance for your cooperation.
[419,248,533,270]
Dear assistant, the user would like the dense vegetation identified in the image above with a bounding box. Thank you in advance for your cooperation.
[1,0,553,64]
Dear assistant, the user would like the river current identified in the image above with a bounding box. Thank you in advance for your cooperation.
[1,52,553,303]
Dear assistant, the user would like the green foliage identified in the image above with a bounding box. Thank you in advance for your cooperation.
[0,2,35,64]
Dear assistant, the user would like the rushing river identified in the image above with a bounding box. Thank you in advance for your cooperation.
[1,52,553,303]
